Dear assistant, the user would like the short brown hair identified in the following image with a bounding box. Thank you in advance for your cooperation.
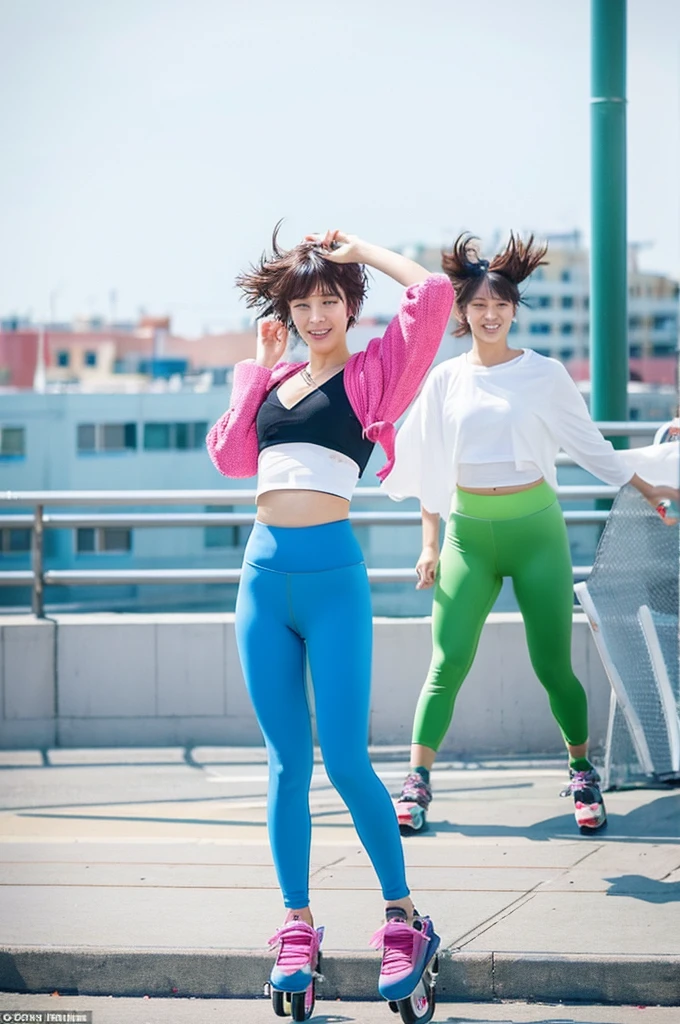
[236,223,369,332]
[442,232,549,337]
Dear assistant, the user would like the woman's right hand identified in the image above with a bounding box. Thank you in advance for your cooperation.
[415,545,439,590]
[256,319,288,369]
[305,229,366,264]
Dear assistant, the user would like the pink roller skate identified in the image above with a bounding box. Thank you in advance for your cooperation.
[267,919,324,1021]
[370,909,440,1022]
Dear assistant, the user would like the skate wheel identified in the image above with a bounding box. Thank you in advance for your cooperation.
[395,972,436,1023]
[290,979,315,1021]
[579,819,608,836]
[271,987,291,1017]
[388,1000,400,1013]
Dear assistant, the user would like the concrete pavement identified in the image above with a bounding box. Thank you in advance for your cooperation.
[0,996,677,1024]
[0,747,678,1009]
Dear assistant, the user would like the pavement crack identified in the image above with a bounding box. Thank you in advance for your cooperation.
[570,842,604,868]
[446,885,541,951]
[309,855,346,880]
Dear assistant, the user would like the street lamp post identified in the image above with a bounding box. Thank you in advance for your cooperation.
[590,0,628,444]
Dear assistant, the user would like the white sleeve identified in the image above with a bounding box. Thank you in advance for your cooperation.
[547,361,633,487]
[617,442,680,488]
[380,366,452,519]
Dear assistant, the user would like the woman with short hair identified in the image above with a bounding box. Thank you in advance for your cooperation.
[207,226,454,1006]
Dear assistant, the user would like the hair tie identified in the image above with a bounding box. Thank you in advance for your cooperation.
[472,258,489,274]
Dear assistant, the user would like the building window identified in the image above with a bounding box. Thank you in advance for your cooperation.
[144,423,171,450]
[84,351,97,367]
[1,528,31,553]
[529,323,551,335]
[76,527,132,553]
[561,269,571,282]
[0,426,26,457]
[652,343,674,356]
[143,421,208,451]
[77,423,137,453]
[56,351,70,368]
[561,295,574,308]
[560,323,574,335]
[559,348,574,361]
[77,424,96,452]
[532,296,551,308]
[629,345,642,358]
[628,316,641,330]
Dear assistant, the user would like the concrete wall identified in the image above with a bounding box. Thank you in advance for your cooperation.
[0,612,611,754]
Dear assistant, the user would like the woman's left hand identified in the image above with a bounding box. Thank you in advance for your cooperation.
[637,481,680,525]
[305,229,365,263]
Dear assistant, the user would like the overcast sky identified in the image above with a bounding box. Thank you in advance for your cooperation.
[1,0,678,336]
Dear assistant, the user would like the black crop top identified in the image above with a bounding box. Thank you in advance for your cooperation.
[256,369,375,476]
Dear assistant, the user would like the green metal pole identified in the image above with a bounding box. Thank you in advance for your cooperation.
[590,0,628,444]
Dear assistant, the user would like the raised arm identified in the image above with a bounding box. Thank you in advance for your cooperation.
[206,321,290,478]
[310,230,431,286]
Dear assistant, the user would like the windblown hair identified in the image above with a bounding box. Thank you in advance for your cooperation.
[442,232,549,336]
[236,222,369,332]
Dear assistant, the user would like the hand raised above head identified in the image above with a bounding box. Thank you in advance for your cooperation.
[305,229,365,264]
[256,319,288,369]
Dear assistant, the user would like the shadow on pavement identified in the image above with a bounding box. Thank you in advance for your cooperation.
[439,1019,604,1024]
[423,793,680,845]
[605,873,680,902]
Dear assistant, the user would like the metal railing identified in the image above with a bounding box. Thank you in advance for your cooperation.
[0,421,663,616]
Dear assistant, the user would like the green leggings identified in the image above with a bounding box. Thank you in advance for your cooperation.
[413,481,589,751]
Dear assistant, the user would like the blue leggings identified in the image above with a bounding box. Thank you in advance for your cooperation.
[234,519,409,909]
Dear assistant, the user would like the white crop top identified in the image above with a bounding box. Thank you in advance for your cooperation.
[256,442,360,501]
[453,354,543,486]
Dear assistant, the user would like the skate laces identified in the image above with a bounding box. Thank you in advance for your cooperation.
[268,921,319,972]
[398,772,432,808]
[370,919,429,977]
[560,768,601,798]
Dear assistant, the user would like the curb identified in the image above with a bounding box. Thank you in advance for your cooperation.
[1,948,678,1007]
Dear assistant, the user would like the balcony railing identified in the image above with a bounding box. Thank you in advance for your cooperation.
[0,421,663,617]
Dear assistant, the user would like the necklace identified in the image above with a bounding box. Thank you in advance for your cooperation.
[300,362,346,388]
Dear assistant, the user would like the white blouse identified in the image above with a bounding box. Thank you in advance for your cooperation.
[382,349,641,518]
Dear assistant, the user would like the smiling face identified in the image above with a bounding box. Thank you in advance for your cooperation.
[288,288,350,353]
[464,278,516,348]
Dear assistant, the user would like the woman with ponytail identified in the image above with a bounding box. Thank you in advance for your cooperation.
[383,232,679,835]
[207,226,453,1004]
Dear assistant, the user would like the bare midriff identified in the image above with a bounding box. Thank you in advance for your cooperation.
[256,489,350,527]
[458,476,545,497]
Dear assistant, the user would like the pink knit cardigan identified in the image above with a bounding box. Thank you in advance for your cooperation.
[206,274,454,482]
